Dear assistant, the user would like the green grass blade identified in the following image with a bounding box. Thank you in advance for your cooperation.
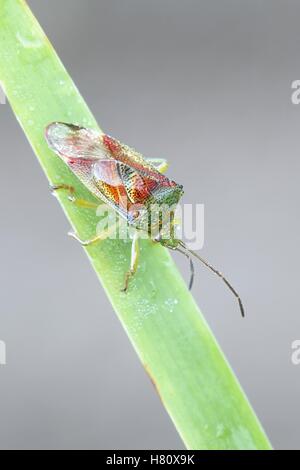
[0,0,272,450]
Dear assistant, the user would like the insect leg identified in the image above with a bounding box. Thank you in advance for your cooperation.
[147,158,169,174]
[50,183,99,209]
[68,220,119,247]
[121,232,140,292]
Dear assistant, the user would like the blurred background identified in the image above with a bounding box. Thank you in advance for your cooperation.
[0,0,299,450]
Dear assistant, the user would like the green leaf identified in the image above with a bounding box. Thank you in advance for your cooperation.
[0,0,272,450]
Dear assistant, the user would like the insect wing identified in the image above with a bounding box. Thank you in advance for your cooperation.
[102,135,168,184]
[117,163,159,203]
[45,123,180,223]
[93,160,123,186]
[45,122,106,160]
[93,160,160,204]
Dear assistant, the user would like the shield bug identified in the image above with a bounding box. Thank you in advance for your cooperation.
[45,122,244,317]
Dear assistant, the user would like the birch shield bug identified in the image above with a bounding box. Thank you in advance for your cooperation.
[45,122,244,317]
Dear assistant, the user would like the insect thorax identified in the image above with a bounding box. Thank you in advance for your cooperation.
[132,184,183,241]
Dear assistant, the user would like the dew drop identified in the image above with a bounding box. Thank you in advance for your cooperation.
[164,298,179,312]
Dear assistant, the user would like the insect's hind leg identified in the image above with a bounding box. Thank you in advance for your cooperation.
[147,158,169,174]
[121,232,140,292]
[50,183,99,209]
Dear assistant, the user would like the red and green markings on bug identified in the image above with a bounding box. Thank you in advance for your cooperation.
[45,122,244,317]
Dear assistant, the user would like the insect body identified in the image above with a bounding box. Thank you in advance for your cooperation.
[45,122,244,317]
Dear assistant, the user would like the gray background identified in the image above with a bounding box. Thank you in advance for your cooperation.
[0,0,299,450]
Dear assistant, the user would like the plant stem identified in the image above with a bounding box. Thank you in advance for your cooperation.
[0,0,272,450]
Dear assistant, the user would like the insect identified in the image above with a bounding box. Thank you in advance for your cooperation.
[45,122,244,317]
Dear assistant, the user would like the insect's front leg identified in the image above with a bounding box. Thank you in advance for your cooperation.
[121,232,140,292]
[50,183,99,209]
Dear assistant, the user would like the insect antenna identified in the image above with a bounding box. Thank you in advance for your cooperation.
[177,240,245,318]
